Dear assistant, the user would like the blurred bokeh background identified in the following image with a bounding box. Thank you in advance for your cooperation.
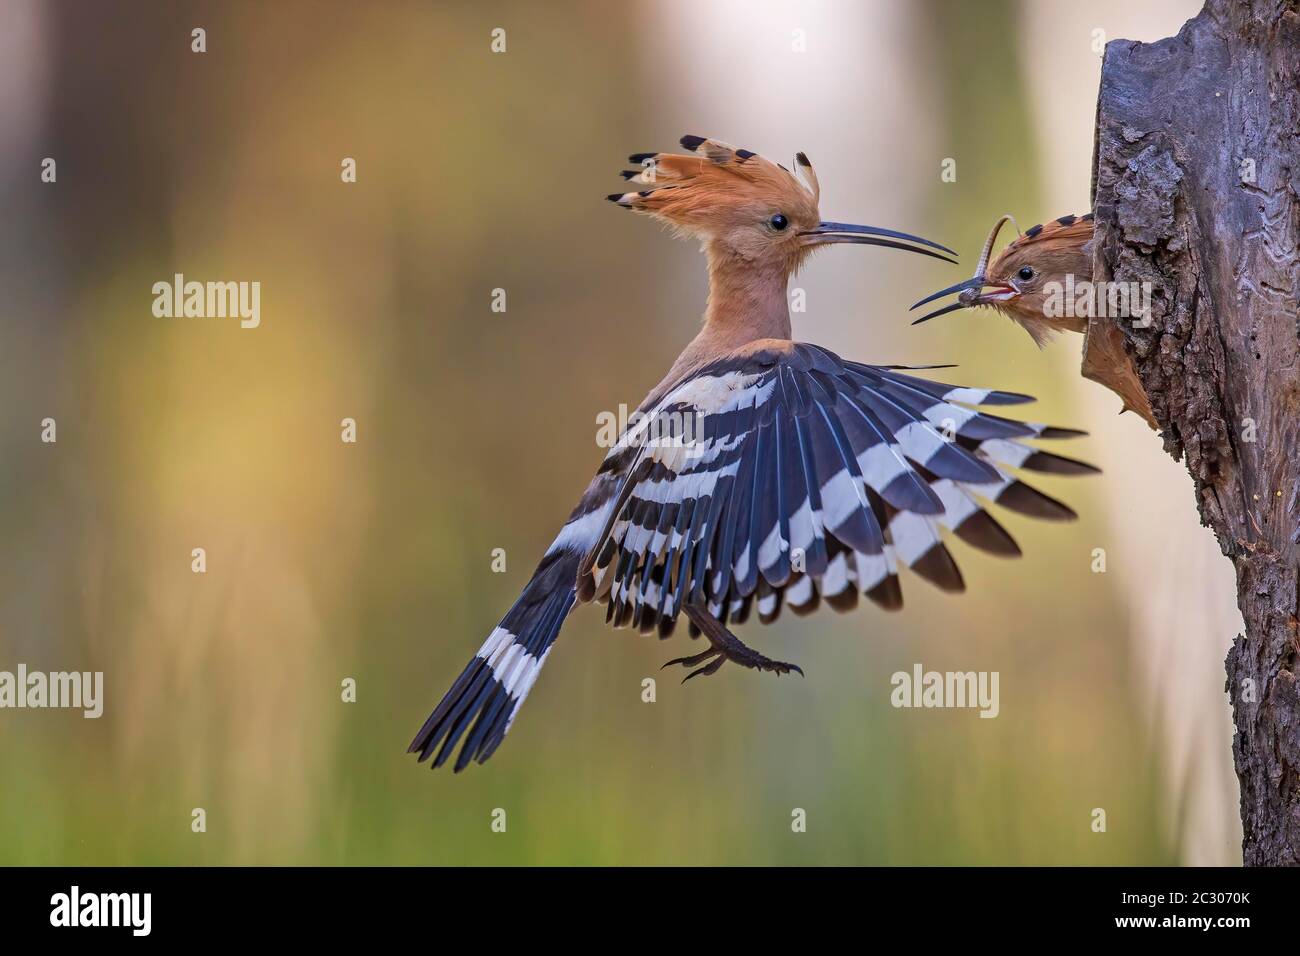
[0,0,1238,865]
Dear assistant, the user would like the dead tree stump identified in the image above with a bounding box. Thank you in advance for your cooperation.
[1093,0,1300,865]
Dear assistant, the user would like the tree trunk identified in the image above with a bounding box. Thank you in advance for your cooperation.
[1093,0,1300,865]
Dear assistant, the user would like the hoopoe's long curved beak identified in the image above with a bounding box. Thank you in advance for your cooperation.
[909,276,1020,325]
[908,213,1020,324]
[799,221,958,264]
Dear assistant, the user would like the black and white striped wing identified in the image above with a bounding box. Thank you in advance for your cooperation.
[577,341,1095,637]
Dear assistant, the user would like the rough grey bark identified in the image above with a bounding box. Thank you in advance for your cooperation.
[1093,0,1300,865]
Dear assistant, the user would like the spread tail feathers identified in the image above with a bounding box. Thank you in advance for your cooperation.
[409,552,578,771]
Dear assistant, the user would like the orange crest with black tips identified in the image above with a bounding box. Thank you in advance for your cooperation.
[608,135,822,266]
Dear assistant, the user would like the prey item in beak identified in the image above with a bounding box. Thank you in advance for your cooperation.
[799,221,958,264]
[909,214,1021,324]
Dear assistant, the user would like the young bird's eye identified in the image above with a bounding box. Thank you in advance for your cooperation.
[769,213,789,231]
[1017,266,1035,281]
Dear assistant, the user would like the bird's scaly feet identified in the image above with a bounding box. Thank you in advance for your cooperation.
[662,606,804,682]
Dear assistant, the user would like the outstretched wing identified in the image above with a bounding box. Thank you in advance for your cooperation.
[576,341,1095,637]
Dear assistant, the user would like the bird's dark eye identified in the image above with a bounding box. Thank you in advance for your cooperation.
[769,213,789,231]
[1017,266,1035,281]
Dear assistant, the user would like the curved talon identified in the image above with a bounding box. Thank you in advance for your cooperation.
[662,649,716,670]
[747,656,804,678]
[683,656,726,682]
[658,604,806,681]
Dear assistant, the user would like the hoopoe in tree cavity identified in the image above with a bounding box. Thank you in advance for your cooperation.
[910,213,1157,427]
[410,136,1098,772]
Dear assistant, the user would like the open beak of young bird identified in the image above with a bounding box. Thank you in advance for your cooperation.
[799,221,958,264]
[908,214,1019,323]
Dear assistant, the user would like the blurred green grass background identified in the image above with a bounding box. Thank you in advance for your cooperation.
[0,0,1219,865]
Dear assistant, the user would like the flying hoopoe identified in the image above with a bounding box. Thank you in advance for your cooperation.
[910,213,1157,427]
[410,136,1097,772]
